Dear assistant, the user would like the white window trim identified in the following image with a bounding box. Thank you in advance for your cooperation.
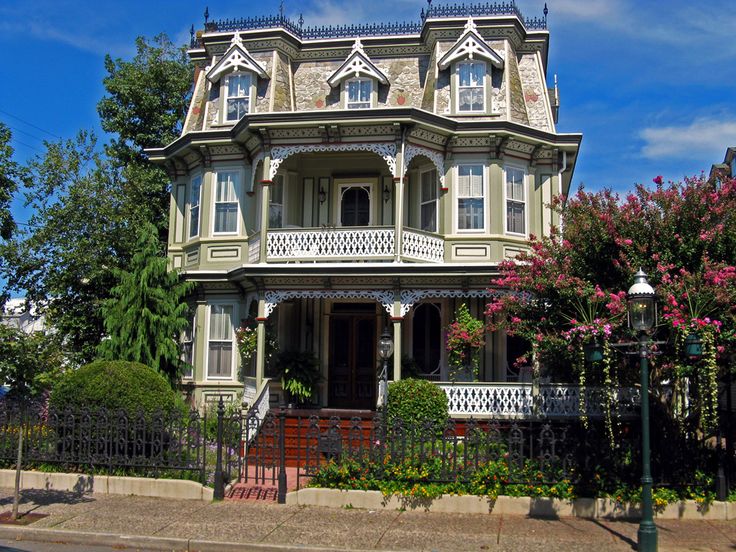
[504,164,528,237]
[454,163,487,233]
[419,167,439,233]
[455,61,487,114]
[204,302,237,382]
[187,173,202,240]
[181,311,196,380]
[211,167,243,236]
[343,78,374,109]
[335,181,375,227]
[221,72,253,123]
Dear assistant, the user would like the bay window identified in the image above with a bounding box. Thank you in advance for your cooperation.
[188,175,201,239]
[207,305,233,379]
[505,167,526,235]
[457,164,485,231]
[213,171,239,234]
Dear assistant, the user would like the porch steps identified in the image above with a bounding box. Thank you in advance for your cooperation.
[228,466,300,501]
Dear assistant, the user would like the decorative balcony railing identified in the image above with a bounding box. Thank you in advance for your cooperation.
[402,229,445,263]
[438,383,640,419]
[265,226,444,263]
[198,0,546,46]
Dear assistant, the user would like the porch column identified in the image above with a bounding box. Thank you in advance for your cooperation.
[255,295,267,389]
[392,293,402,381]
[258,154,272,264]
[393,176,404,262]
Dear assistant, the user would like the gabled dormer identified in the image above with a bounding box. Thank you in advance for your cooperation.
[327,39,389,109]
[206,33,269,123]
[438,18,504,115]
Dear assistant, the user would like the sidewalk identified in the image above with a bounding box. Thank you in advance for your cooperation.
[0,487,733,552]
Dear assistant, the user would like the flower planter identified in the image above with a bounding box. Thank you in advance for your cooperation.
[583,342,604,362]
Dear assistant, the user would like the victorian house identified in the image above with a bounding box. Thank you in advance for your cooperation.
[146,2,582,413]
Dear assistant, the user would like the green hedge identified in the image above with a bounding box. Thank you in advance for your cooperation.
[387,378,449,430]
[50,359,185,416]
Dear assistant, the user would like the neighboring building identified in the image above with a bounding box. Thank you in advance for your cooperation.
[147,3,581,409]
[709,147,735,184]
[1,298,45,334]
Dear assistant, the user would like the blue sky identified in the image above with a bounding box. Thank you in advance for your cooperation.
[1,0,735,212]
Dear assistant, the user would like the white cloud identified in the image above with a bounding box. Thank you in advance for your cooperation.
[639,118,736,160]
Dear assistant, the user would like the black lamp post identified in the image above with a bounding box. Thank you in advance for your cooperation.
[377,328,394,411]
[627,269,658,552]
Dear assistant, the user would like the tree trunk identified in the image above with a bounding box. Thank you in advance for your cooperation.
[11,407,24,521]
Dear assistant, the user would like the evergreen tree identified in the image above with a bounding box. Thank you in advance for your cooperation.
[98,221,193,384]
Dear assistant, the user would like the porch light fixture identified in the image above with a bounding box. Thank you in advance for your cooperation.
[377,327,394,411]
[382,184,391,203]
[318,186,327,204]
[626,269,658,552]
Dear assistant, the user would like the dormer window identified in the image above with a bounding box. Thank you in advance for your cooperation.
[328,38,388,109]
[206,32,268,123]
[438,18,504,115]
[457,62,485,113]
[225,73,252,121]
[346,78,372,109]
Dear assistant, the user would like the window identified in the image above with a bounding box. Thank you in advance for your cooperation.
[506,167,526,235]
[224,73,251,122]
[188,175,202,239]
[338,184,372,226]
[213,171,239,234]
[457,62,485,113]
[269,175,284,229]
[181,312,195,379]
[420,169,438,232]
[412,303,442,378]
[208,305,233,379]
[457,164,484,231]
[346,79,372,109]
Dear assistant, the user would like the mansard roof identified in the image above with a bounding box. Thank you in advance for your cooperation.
[327,39,389,87]
[438,18,504,70]
[206,33,268,82]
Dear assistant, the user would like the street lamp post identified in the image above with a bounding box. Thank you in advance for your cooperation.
[377,328,394,412]
[627,269,658,552]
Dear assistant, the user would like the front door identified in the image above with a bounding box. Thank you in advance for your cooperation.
[329,311,376,409]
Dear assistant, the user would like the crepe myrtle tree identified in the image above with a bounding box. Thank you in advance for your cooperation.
[486,175,736,432]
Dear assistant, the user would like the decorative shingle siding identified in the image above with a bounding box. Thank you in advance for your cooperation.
[518,53,550,130]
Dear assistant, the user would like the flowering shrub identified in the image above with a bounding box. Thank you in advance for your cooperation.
[445,304,485,381]
[486,175,736,434]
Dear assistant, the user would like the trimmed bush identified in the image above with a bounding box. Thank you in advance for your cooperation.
[386,378,449,430]
[50,359,185,416]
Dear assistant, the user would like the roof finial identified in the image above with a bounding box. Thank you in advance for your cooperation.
[279,0,284,18]
[544,3,549,18]
[299,13,304,27]
[353,37,363,51]
[464,16,477,33]
[204,6,209,24]
[231,31,243,46]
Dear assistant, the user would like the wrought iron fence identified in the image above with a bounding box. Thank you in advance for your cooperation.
[0,404,209,481]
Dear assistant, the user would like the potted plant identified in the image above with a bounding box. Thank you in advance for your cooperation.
[276,351,321,407]
[445,303,485,382]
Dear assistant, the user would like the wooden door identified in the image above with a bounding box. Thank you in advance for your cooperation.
[328,314,376,409]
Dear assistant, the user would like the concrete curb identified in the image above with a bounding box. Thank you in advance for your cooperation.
[286,488,735,520]
[0,469,213,501]
[0,526,380,552]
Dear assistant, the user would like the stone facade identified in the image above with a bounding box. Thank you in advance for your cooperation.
[518,53,551,131]
[506,47,530,126]
[272,52,292,112]
[293,61,340,111]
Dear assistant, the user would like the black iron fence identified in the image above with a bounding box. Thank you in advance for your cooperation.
[1,399,733,505]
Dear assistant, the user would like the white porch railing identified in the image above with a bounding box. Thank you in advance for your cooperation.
[402,228,444,262]
[438,383,640,418]
[264,226,445,263]
[267,227,394,260]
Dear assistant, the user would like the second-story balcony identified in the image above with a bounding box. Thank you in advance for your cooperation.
[250,226,445,264]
